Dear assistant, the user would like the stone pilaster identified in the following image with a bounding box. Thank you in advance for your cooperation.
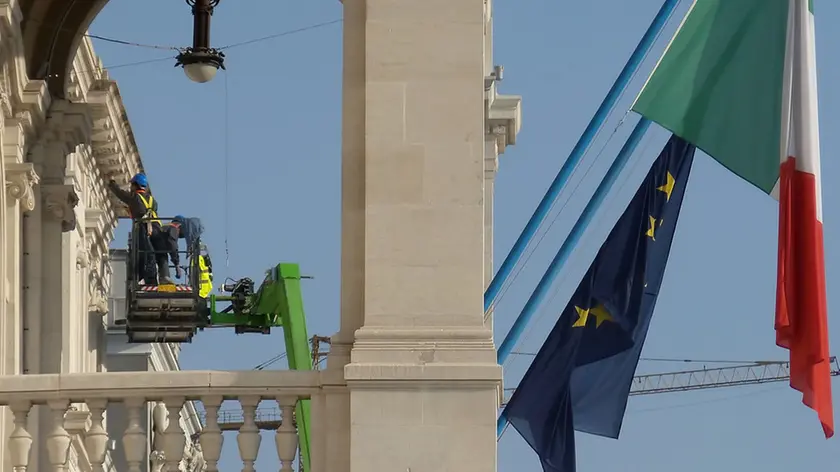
[483,92,521,331]
[339,0,503,471]
[484,136,498,330]
[1,141,34,472]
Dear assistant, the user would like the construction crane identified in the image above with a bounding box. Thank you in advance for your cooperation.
[502,356,840,405]
[202,339,840,428]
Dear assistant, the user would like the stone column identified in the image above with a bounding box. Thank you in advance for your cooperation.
[38,183,79,374]
[28,101,88,471]
[340,1,502,471]
[320,1,367,468]
[3,160,38,472]
[4,162,37,376]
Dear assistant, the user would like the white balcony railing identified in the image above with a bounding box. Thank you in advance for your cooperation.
[0,370,320,471]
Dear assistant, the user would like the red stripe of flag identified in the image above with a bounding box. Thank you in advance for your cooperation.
[776,156,834,438]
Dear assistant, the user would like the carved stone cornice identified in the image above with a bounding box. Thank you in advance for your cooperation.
[486,93,521,155]
[42,184,79,232]
[5,161,39,211]
[86,79,144,218]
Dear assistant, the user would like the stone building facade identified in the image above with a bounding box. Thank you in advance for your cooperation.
[0,0,521,470]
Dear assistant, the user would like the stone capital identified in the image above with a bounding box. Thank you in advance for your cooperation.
[42,184,79,232]
[5,162,39,211]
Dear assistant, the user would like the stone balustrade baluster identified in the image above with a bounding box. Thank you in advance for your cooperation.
[237,396,261,472]
[9,401,33,472]
[275,397,299,472]
[122,397,147,472]
[46,400,72,471]
[0,370,319,471]
[152,402,168,454]
[163,396,187,471]
[84,399,109,472]
[200,395,224,471]
[150,401,167,470]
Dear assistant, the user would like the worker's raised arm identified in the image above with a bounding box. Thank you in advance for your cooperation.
[108,180,133,205]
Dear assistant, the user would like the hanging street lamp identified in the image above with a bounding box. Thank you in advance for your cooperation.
[175,0,225,83]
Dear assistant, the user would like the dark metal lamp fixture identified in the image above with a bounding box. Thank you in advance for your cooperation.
[175,0,225,83]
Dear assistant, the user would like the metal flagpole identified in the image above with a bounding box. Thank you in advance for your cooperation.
[484,0,680,315]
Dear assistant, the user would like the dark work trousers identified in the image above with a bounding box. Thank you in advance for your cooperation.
[151,232,176,281]
[136,225,162,285]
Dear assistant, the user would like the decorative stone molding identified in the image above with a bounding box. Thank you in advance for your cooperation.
[76,240,88,269]
[5,161,39,211]
[0,2,50,142]
[42,184,80,232]
[487,93,522,155]
[87,267,105,315]
[84,73,145,218]
[3,119,26,164]
[88,290,108,316]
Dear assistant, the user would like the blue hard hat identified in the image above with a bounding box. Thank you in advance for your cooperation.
[130,173,148,188]
[173,215,185,224]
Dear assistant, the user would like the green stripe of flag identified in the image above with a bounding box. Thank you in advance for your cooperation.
[633,0,789,194]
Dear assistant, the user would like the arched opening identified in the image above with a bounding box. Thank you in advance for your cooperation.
[20,0,110,98]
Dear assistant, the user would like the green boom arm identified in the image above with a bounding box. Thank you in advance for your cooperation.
[208,263,313,471]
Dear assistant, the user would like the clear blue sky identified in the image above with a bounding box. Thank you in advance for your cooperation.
[91,0,840,470]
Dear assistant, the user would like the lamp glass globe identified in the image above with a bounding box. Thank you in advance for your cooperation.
[183,63,219,83]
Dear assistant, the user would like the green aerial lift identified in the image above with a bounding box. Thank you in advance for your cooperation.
[117,218,313,470]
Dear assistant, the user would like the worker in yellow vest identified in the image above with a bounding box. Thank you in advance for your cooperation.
[171,215,213,297]
[197,244,213,298]
[108,173,162,284]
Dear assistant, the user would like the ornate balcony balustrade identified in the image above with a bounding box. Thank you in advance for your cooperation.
[0,370,320,471]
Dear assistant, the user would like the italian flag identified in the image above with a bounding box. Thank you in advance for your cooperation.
[633,0,833,438]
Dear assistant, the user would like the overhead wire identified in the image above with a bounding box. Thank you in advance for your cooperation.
[495,0,681,370]
[84,33,180,51]
[495,128,661,447]
[252,352,287,370]
[510,352,788,365]
[82,20,340,270]
[498,126,659,374]
[484,0,679,319]
[223,70,231,268]
[486,111,633,324]
[219,19,343,50]
[69,19,343,77]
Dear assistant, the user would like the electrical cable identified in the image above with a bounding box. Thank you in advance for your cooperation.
[72,19,343,77]
[84,33,180,51]
[494,0,681,368]
[485,0,679,320]
[253,352,287,370]
[223,70,231,269]
[510,352,789,365]
[219,19,343,50]
[85,18,342,52]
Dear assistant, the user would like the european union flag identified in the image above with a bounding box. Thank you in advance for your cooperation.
[503,134,696,472]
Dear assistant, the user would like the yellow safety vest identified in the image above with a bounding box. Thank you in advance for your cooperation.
[136,193,161,226]
[198,255,213,298]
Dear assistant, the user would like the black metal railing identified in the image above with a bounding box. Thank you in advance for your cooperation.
[126,216,203,293]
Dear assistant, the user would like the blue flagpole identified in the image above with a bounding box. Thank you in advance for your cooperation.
[483,0,679,315]
[496,118,652,437]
